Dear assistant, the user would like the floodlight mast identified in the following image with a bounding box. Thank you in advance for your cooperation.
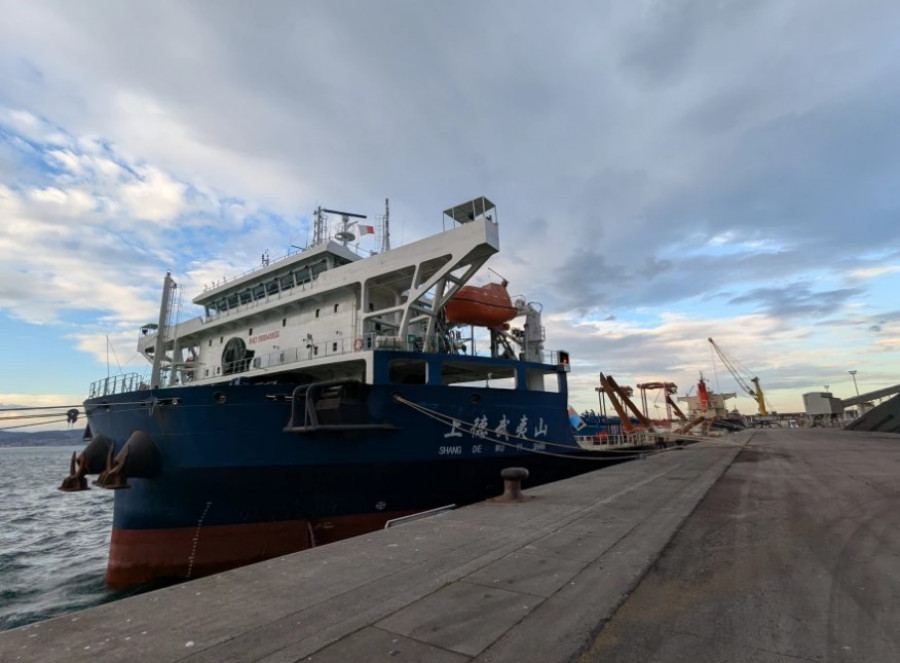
[707,337,768,416]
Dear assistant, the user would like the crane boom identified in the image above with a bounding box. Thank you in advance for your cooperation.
[707,337,768,416]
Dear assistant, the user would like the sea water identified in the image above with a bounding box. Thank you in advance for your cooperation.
[0,446,139,631]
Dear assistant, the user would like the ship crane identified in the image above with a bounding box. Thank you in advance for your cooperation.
[707,337,770,416]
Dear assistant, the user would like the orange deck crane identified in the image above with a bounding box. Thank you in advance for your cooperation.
[636,381,678,421]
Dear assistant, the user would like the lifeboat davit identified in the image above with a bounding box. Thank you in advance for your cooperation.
[446,282,518,329]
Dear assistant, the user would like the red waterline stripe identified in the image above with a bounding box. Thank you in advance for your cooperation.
[105,511,416,588]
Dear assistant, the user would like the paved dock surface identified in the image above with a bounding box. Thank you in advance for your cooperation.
[2,429,898,662]
[580,428,900,663]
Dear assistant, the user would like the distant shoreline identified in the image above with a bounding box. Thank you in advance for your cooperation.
[0,430,85,447]
[0,442,86,448]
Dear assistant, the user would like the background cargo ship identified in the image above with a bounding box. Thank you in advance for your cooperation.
[61,197,626,588]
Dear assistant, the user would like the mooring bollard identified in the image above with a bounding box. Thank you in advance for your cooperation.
[499,466,529,501]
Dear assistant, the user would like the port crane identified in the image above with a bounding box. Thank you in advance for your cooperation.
[707,337,770,416]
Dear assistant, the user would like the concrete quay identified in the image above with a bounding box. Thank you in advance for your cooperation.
[580,428,900,663]
[2,429,898,662]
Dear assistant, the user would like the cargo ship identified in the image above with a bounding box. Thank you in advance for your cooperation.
[61,197,624,588]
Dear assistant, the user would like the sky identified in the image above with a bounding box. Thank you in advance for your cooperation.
[1,0,899,430]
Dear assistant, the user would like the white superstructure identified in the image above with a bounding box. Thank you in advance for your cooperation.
[133,198,515,390]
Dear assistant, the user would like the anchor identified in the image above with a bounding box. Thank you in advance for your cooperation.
[94,443,131,490]
[93,431,161,490]
[58,451,89,492]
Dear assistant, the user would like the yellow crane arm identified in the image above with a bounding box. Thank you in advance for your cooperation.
[707,337,768,416]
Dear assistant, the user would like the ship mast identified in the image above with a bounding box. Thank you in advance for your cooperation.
[312,206,328,247]
[382,198,391,252]
[150,272,176,388]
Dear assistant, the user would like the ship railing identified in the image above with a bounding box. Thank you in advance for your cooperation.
[200,247,318,297]
[575,431,655,449]
[366,335,567,365]
[234,333,462,373]
[88,373,148,398]
[200,334,573,381]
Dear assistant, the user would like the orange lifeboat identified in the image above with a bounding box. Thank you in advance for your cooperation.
[446,282,517,329]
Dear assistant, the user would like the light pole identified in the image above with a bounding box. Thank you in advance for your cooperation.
[849,370,861,415]
[849,370,860,398]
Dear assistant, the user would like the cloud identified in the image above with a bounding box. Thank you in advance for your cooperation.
[549,308,866,414]
[727,284,863,319]
[849,265,900,280]
[118,165,187,223]
[0,110,267,360]
[2,1,900,415]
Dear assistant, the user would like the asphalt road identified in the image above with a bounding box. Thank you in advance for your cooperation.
[579,428,900,663]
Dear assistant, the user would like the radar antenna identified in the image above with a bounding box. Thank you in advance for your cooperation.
[314,207,368,247]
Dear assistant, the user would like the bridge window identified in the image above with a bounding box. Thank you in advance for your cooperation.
[266,279,279,295]
[442,362,515,389]
[526,369,560,393]
[390,359,427,385]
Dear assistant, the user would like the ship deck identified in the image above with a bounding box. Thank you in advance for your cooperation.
[3,428,899,662]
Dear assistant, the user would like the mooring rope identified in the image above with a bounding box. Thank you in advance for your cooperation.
[0,418,75,431]
[0,405,85,412]
[0,411,80,421]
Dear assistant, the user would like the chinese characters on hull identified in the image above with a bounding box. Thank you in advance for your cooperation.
[440,412,549,455]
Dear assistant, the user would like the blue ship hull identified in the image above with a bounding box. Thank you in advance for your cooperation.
[82,353,628,586]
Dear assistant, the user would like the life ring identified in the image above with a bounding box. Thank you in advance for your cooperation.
[354,337,364,352]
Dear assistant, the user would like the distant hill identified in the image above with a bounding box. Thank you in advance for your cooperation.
[0,429,85,447]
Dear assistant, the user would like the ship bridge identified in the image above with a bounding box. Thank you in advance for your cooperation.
[131,202,503,391]
[195,241,360,317]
